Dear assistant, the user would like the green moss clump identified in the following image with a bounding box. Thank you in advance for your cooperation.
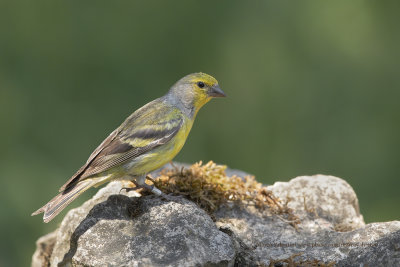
[143,161,299,226]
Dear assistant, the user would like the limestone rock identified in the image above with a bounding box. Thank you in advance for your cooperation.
[270,175,365,231]
[215,174,400,266]
[49,181,235,267]
[32,231,57,267]
[32,164,400,266]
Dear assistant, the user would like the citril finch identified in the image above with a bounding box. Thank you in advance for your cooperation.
[32,72,226,223]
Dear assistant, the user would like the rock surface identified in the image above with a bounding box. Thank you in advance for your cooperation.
[32,164,400,267]
[46,182,234,267]
[215,175,400,266]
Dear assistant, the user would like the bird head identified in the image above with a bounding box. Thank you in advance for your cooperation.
[169,72,226,116]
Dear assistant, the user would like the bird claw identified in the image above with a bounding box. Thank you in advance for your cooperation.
[119,186,141,194]
[120,180,184,203]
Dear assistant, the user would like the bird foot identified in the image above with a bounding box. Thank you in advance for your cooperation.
[120,186,142,194]
[119,179,184,203]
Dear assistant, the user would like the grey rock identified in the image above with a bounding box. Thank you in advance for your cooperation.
[32,231,57,267]
[32,166,400,267]
[215,174,400,266]
[49,181,235,267]
[270,175,365,231]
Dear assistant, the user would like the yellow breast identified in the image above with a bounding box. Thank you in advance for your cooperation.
[123,117,193,176]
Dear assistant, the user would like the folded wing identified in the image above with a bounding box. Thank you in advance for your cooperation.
[59,100,183,191]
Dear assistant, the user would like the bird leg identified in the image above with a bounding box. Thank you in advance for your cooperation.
[119,182,142,194]
[120,175,144,194]
[120,174,176,201]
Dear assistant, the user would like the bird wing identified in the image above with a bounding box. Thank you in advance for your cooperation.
[59,99,183,191]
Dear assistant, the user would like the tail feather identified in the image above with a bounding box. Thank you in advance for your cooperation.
[32,179,96,223]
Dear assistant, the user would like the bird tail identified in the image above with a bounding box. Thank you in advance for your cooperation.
[31,179,97,223]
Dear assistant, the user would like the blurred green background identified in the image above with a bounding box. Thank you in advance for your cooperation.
[1,1,399,266]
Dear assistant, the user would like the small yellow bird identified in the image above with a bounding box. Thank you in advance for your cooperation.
[32,72,226,223]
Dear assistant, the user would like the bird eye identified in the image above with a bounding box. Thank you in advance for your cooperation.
[197,81,205,88]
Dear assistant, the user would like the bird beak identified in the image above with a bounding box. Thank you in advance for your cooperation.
[208,84,226,97]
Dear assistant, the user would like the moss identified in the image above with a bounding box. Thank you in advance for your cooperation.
[143,161,299,227]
